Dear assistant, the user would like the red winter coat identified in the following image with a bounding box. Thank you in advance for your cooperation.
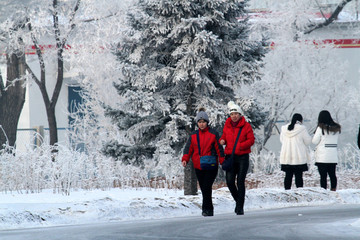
[182,127,225,170]
[220,117,255,156]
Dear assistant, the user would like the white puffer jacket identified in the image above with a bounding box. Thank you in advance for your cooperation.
[280,123,312,165]
[312,126,339,163]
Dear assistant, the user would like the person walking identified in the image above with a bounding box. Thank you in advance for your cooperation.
[219,101,255,215]
[279,113,312,190]
[312,110,341,191]
[181,108,224,217]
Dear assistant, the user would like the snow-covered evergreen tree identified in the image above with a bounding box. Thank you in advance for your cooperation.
[103,0,266,176]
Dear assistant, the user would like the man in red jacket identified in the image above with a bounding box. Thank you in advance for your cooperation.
[220,101,255,215]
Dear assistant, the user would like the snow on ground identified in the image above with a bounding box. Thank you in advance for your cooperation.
[0,187,360,230]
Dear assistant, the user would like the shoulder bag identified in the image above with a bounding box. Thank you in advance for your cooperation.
[196,130,217,170]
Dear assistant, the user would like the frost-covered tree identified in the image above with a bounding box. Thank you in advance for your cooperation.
[102,0,266,195]
[0,0,131,148]
[247,0,360,149]
[0,0,82,147]
[25,0,82,147]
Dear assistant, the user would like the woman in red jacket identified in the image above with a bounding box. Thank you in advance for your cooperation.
[182,108,224,217]
[220,101,255,215]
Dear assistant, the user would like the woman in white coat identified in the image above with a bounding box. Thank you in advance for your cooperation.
[280,113,312,190]
[312,110,341,191]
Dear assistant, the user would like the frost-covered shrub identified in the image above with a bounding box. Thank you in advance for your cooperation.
[0,142,184,194]
[1,141,359,193]
[338,144,360,171]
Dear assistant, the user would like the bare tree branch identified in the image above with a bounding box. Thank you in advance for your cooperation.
[24,62,41,85]
[82,12,120,23]
[304,0,353,34]
[51,0,81,109]
[27,22,46,85]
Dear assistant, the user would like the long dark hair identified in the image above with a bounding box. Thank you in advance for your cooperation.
[288,113,303,131]
[316,110,341,135]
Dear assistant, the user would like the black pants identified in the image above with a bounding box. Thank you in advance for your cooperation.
[225,154,249,210]
[284,169,304,190]
[195,168,218,211]
[317,163,337,189]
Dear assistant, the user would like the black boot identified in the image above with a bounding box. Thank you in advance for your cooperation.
[236,208,244,215]
[235,205,244,215]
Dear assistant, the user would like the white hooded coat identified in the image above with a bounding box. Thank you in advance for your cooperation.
[312,127,339,164]
[280,123,312,165]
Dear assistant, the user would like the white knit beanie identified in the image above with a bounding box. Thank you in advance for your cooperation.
[227,101,242,115]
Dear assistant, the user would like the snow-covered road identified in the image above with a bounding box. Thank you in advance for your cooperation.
[2,204,360,240]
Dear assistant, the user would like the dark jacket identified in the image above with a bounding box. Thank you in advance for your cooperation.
[182,127,225,170]
[220,116,255,156]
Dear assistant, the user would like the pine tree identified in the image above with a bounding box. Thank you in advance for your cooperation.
[103,0,266,194]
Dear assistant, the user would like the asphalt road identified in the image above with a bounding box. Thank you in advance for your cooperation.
[2,204,360,240]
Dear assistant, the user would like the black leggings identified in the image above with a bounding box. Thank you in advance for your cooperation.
[317,163,337,190]
[284,169,304,190]
[225,154,249,210]
[195,168,218,211]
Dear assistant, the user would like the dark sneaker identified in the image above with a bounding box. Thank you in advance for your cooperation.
[202,210,214,217]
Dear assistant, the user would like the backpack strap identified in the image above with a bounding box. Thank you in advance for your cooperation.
[196,130,201,157]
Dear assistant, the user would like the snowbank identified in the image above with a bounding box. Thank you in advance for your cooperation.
[1,187,360,230]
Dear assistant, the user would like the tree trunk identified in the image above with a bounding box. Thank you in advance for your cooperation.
[46,49,64,146]
[184,160,198,195]
[183,80,198,195]
[0,53,26,149]
[46,106,58,146]
[27,39,64,147]
[263,117,278,148]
